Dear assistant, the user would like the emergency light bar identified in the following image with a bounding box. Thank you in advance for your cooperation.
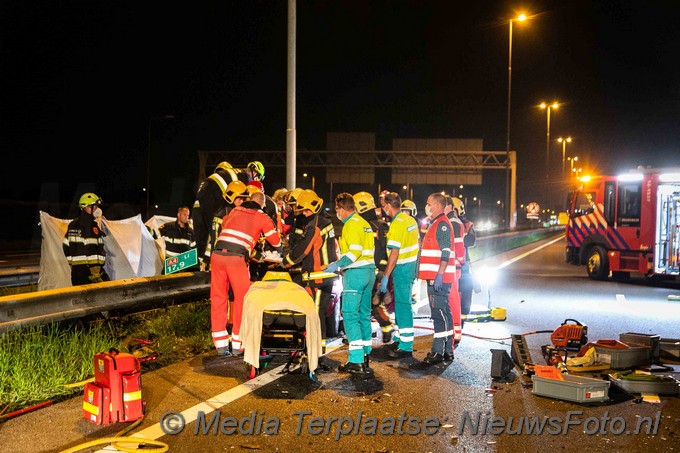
[659,173,680,182]
[617,173,643,182]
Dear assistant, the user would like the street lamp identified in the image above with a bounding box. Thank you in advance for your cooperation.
[540,102,559,179]
[505,13,527,230]
[302,172,315,191]
[568,156,579,177]
[146,114,175,218]
[557,137,572,176]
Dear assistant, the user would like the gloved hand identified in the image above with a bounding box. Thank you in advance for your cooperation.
[379,277,389,293]
[433,273,443,291]
[326,262,339,274]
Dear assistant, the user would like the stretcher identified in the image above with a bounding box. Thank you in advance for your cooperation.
[240,272,322,381]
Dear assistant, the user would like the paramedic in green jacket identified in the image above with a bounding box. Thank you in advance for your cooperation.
[379,192,420,358]
[326,192,376,376]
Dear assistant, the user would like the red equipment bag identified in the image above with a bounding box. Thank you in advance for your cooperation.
[83,348,144,424]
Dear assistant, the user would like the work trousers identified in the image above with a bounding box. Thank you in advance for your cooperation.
[210,254,252,350]
[341,267,376,364]
[428,281,453,355]
[447,270,461,326]
[392,262,417,352]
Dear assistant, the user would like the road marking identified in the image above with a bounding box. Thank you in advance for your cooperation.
[119,237,560,448]
[616,294,626,302]
[497,235,564,269]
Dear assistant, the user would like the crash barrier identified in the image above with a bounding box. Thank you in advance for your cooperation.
[469,225,564,262]
[0,272,209,334]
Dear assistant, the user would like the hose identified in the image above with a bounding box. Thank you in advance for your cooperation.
[59,418,169,453]
[414,325,554,342]
[0,400,53,421]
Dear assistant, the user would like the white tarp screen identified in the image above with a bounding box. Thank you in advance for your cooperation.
[38,211,164,290]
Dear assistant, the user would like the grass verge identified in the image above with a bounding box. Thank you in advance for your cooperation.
[0,299,213,418]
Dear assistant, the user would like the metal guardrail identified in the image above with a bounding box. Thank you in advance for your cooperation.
[0,272,210,334]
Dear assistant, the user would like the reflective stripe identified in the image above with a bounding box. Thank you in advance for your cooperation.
[362,340,373,347]
[349,244,363,251]
[399,336,414,343]
[396,255,418,265]
[212,330,229,338]
[224,228,255,242]
[419,263,456,273]
[433,330,453,338]
[341,251,357,263]
[124,390,142,402]
[420,249,442,257]
[213,338,230,348]
[399,328,414,334]
[83,401,99,416]
[349,341,364,350]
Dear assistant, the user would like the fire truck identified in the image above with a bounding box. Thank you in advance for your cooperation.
[565,168,680,281]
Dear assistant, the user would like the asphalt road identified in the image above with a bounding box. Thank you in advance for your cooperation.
[3,235,679,453]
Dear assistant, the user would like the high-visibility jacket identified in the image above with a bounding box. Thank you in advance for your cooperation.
[159,220,196,257]
[63,212,106,267]
[336,212,375,271]
[213,205,282,256]
[447,213,466,269]
[418,213,456,283]
[284,212,338,284]
[386,211,420,265]
[192,167,248,259]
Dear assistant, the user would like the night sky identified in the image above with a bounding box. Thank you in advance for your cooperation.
[2,1,679,226]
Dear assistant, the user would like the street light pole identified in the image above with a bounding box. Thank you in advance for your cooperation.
[558,137,572,176]
[146,115,175,219]
[505,13,527,230]
[540,102,558,180]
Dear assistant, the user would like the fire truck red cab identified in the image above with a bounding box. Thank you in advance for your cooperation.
[565,168,680,281]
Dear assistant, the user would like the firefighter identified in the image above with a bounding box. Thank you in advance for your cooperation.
[354,191,394,343]
[416,192,456,366]
[379,192,420,359]
[63,193,110,286]
[326,193,376,376]
[283,189,338,358]
[158,206,197,270]
[452,198,477,322]
[245,182,280,281]
[444,196,466,345]
[192,161,248,264]
[210,191,282,356]
[205,180,249,265]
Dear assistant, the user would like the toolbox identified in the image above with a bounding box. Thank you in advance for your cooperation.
[592,340,651,369]
[532,369,610,403]
[609,372,680,396]
[619,332,660,360]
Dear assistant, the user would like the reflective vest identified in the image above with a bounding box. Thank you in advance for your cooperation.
[418,214,456,283]
[338,213,375,270]
[448,214,466,268]
[386,211,420,265]
[214,206,281,255]
[159,220,196,257]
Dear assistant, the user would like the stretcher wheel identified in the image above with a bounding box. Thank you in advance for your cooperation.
[248,364,258,379]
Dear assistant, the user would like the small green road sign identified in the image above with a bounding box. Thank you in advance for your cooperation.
[164,249,198,274]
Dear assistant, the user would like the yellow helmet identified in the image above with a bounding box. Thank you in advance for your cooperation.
[79,193,102,209]
[353,191,375,214]
[400,199,417,216]
[296,189,323,214]
[223,180,247,203]
[285,187,304,206]
[452,197,465,216]
[215,161,233,173]
[246,184,262,196]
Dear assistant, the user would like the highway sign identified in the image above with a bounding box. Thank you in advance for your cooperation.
[164,249,198,274]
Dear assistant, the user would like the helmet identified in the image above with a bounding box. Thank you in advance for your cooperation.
[452,197,465,216]
[247,161,265,180]
[285,187,304,206]
[379,190,390,198]
[223,180,248,203]
[296,189,323,214]
[400,199,417,216]
[215,161,233,173]
[246,183,262,196]
[79,193,102,209]
[354,192,376,214]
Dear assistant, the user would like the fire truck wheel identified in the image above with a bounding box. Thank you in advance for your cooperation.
[586,245,609,280]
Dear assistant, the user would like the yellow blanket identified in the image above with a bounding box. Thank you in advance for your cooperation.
[240,280,322,373]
